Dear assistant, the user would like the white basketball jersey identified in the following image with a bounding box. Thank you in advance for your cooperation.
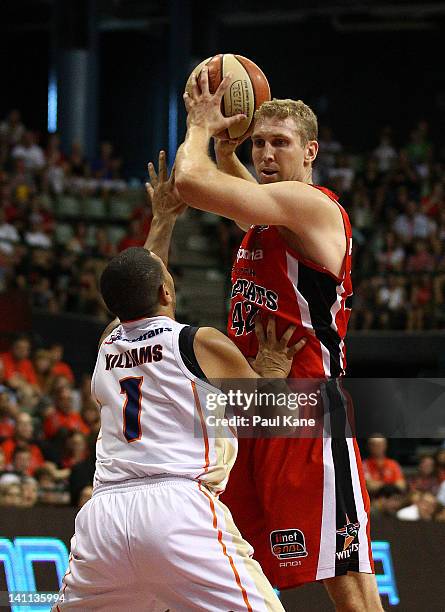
[91,316,237,493]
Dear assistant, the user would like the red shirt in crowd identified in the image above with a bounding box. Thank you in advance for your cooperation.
[0,418,15,440]
[1,438,45,476]
[0,352,38,386]
[43,410,89,439]
[51,361,75,383]
[117,236,145,252]
[363,457,404,485]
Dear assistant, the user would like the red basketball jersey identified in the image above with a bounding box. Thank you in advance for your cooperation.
[228,186,353,379]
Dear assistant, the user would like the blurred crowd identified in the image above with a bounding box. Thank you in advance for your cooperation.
[0,109,151,320]
[313,123,445,330]
[0,334,96,508]
[363,436,445,523]
[1,109,445,330]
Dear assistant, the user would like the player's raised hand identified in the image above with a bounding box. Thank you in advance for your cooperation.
[145,150,187,219]
[183,67,246,137]
[249,317,306,378]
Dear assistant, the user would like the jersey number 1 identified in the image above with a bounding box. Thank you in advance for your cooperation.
[120,376,143,442]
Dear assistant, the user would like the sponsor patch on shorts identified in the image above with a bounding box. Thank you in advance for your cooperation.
[270,529,308,559]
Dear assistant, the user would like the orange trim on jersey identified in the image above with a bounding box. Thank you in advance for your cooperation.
[191,380,210,473]
[198,482,253,612]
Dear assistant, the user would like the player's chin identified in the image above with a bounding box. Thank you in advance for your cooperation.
[258,172,280,184]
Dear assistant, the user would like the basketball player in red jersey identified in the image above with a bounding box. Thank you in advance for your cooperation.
[176,69,383,611]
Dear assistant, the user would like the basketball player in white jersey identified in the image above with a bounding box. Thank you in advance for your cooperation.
[53,153,305,612]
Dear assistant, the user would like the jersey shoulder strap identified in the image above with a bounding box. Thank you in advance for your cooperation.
[178,326,207,383]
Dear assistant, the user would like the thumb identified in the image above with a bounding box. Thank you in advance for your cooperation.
[224,114,247,129]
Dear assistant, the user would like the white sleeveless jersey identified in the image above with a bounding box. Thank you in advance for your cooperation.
[91,316,237,493]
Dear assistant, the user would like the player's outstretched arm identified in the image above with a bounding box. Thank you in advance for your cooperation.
[144,150,186,266]
[193,322,305,383]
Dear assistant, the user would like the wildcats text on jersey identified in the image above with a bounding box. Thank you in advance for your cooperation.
[231,278,278,311]
[105,344,163,370]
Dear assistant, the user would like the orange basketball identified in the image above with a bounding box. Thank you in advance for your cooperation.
[185,54,271,140]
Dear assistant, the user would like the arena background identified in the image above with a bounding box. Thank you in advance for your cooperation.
[1,1,445,610]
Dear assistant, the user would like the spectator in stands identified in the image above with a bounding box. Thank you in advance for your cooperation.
[397,491,438,521]
[33,349,56,395]
[49,343,75,384]
[11,446,33,477]
[376,275,407,329]
[61,431,88,469]
[408,455,440,495]
[406,122,433,167]
[407,275,433,330]
[69,452,95,507]
[34,465,69,505]
[373,129,397,172]
[91,227,116,259]
[25,219,52,249]
[318,126,342,171]
[0,109,25,146]
[43,386,89,440]
[407,240,435,273]
[328,153,355,193]
[375,231,405,273]
[66,222,88,255]
[0,208,20,249]
[91,141,115,180]
[0,480,22,507]
[1,413,45,475]
[12,131,45,173]
[370,484,406,518]
[421,180,444,218]
[0,334,38,387]
[21,476,39,508]
[363,436,406,495]
[118,218,145,251]
[0,390,17,440]
[436,447,445,482]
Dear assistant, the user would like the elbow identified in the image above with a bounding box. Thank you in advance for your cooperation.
[175,170,194,201]
[175,168,205,205]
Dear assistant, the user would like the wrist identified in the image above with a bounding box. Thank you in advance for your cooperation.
[187,123,211,141]
[258,368,288,379]
[151,214,177,225]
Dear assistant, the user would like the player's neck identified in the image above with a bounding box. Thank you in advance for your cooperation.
[302,166,313,184]
[153,305,176,321]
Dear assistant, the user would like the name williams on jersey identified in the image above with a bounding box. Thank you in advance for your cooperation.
[105,344,163,371]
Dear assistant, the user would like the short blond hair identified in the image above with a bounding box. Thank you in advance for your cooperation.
[254,98,318,143]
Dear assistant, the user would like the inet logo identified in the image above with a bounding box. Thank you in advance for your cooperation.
[0,537,68,612]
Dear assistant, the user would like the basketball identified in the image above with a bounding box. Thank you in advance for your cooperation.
[185,53,271,140]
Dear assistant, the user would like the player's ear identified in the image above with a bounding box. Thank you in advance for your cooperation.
[158,282,172,306]
[305,140,318,164]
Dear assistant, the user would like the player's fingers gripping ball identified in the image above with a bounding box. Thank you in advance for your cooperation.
[185,53,271,140]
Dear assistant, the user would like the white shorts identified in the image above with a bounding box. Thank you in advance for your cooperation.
[53,476,284,611]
